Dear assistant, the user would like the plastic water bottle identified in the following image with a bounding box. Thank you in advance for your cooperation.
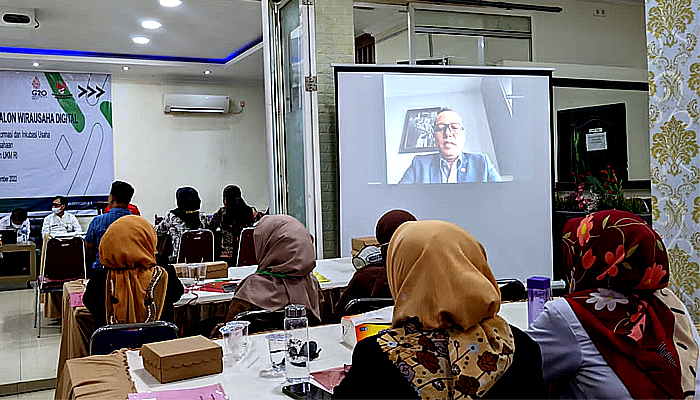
[527,276,551,328]
[284,304,310,384]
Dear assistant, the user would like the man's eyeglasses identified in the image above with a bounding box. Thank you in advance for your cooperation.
[52,202,62,207]
[434,123,464,136]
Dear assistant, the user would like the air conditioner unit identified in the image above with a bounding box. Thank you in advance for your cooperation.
[164,94,237,114]
[0,8,36,28]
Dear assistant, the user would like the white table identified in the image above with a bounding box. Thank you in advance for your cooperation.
[175,257,355,306]
[126,302,528,398]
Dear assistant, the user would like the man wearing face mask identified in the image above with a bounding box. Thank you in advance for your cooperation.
[398,108,502,183]
[41,196,82,236]
[0,208,30,243]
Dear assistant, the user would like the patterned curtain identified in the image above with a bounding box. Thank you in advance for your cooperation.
[646,0,700,321]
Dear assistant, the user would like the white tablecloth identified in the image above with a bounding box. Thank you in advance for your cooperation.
[175,257,355,307]
[126,302,528,398]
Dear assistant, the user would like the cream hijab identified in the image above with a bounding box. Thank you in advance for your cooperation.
[378,220,514,399]
[233,215,321,322]
[100,215,168,325]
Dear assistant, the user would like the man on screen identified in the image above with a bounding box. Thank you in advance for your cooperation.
[398,108,502,184]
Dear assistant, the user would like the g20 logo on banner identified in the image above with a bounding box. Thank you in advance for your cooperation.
[31,76,47,99]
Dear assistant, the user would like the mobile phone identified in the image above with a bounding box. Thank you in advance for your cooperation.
[282,382,332,400]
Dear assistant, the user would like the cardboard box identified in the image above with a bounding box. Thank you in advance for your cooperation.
[350,236,379,256]
[174,261,228,279]
[140,335,223,383]
[341,306,393,348]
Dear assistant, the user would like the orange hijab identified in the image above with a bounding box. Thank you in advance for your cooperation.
[100,215,167,325]
[378,220,514,399]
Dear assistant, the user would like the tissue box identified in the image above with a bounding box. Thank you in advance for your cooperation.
[341,306,393,348]
[350,236,379,256]
[174,261,228,279]
[140,335,223,383]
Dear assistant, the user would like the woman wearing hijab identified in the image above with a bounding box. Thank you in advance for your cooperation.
[334,220,545,399]
[527,210,700,398]
[208,185,255,265]
[335,209,416,315]
[224,214,322,324]
[84,216,184,327]
[155,187,208,263]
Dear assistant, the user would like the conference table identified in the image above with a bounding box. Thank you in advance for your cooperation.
[55,302,528,400]
[57,258,357,376]
[173,257,355,335]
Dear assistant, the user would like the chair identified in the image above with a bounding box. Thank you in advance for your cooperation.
[342,298,394,317]
[232,309,286,334]
[236,227,256,267]
[35,235,86,337]
[89,321,179,355]
[176,229,214,263]
[497,279,526,302]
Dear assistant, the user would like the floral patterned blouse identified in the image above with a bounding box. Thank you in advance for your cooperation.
[156,211,208,263]
[208,206,254,259]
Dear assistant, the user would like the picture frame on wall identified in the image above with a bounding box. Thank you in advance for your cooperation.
[398,107,441,153]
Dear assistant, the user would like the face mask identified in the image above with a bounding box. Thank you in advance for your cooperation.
[52,207,62,214]
[11,222,22,229]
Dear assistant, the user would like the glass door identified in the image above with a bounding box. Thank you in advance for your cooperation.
[263,0,323,255]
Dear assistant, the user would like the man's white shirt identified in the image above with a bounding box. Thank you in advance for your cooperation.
[42,213,82,236]
[0,216,30,242]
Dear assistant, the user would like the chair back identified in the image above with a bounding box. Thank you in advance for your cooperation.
[236,227,256,267]
[342,298,394,317]
[89,321,179,355]
[232,309,286,334]
[177,229,214,263]
[42,236,86,281]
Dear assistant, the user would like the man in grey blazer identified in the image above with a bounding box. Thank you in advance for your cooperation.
[398,108,501,184]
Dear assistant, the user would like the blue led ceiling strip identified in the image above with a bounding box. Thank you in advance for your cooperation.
[0,35,262,64]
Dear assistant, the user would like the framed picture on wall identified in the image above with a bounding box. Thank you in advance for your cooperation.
[398,107,441,153]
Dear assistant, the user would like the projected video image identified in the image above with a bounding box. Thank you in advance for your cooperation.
[384,75,504,184]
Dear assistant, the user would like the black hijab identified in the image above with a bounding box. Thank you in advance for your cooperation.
[171,187,202,229]
[222,185,253,229]
[376,209,417,262]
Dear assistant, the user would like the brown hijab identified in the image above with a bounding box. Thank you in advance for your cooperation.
[377,220,514,399]
[233,215,321,322]
[100,215,168,325]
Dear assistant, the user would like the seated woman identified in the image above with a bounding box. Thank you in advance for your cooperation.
[84,215,184,326]
[224,214,321,325]
[335,209,416,315]
[527,210,700,398]
[333,220,545,399]
[208,185,255,265]
[156,187,208,264]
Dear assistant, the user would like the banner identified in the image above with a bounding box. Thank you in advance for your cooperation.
[0,71,113,211]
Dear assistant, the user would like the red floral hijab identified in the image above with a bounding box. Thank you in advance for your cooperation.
[562,210,686,399]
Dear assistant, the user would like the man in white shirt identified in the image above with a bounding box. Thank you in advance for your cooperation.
[0,208,30,243]
[41,196,82,236]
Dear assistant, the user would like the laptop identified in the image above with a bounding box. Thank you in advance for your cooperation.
[0,229,17,245]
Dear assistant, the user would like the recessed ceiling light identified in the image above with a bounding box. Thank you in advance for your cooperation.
[203,70,212,75]
[141,20,162,30]
[132,36,150,44]
[32,62,40,67]
[159,0,182,7]
[122,66,130,71]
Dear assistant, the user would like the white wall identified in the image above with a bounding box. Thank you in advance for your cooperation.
[111,78,269,223]
[372,0,647,69]
[526,0,647,69]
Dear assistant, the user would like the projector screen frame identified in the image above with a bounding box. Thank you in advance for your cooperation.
[333,64,557,281]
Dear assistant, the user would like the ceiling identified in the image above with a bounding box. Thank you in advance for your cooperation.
[0,0,264,81]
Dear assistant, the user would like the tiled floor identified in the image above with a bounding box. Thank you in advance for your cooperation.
[0,389,55,399]
[0,289,60,386]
